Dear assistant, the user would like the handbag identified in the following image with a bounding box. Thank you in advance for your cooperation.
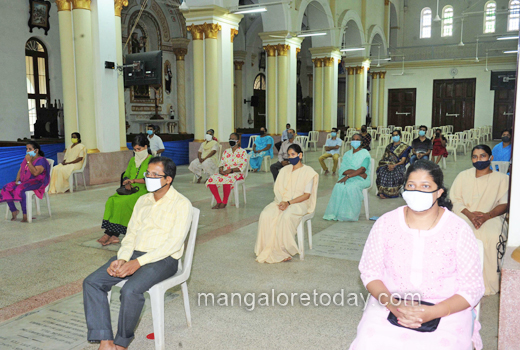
[116,161,145,195]
[387,299,441,332]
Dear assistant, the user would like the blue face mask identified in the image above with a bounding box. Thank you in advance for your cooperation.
[392,135,400,142]
[473,160,491,170]
[419,130,426,137]
[351,140,361,149]
[289,156,300,166]
[147,130,153,135]
[27,150,36,157]
[331,132,337,138]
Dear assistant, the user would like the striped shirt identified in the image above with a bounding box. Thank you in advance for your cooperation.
[117,187,193,266]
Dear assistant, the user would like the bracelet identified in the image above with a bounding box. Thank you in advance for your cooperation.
[287,201,291,205]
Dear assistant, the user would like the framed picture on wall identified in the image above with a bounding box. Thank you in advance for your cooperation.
[28,0,51,35]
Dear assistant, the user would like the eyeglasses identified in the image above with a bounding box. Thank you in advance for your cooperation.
[144,171,167,178]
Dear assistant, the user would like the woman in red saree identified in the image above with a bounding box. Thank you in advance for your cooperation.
[0,141,50,222]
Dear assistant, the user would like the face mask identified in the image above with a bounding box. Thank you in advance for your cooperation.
[134,148,148,164]
[289,156,300,166]
[473,160,491,170]
[260,130,265,136]
[361,128,367,133]
[502,136,511,143]
[419,130,426,137]
[392,135,400,142]
[331,132,337,138]
[402,189,439,212]
[205,134,213,142]
[71,138,78,144]
[145,177,167,192]
[436,132,441,136]
[27,150,36,157]
[287,133,293,139]
[351,140,361,149]
[147,130,153,136]
[229,140,237,147]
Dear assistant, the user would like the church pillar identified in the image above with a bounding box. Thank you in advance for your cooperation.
[371,72,379,127]
[56,0,78,150]
[308,73,313,99]
[355,65,368,128]
[378,71,386,126]
[203,23,220,138]
[313,58,323,131]
[114,0,128,150]
[187,24,204,141]
[264,45,277,134]
[347,67,355,128]
[234,60,245,130]
[71,0,98,152]
[276,44,289,134]
[172,39,190,134]
[384,0,390,43]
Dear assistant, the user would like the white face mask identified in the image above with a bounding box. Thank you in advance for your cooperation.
[145,177,166,192]
[205,134,213,142]
[402,190,439,212]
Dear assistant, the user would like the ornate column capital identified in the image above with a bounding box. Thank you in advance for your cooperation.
[202,22,221,39]
[347,67,355,75]
[385,0,390,5]
[114,0,128,17]
[56,0,72,11]
[231,28,239,42]
[371,72,379,79]
[355,66,364,74]
[276,44,290,56]
[322,57,335,67]
[312,58,323,68]
[263,44,277,57]
[234,61,245,70]
[296,48,301,54]
[379,71,386,79]
[71,0,91,10]
[173,48,188,61]
[187,24,204,40]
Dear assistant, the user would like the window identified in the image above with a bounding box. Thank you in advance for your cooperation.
[420,7,432,38]
[25,38,50,134]
[484,1,496,33]
[442,6,454,37]
[253,73,266,90]
[509,0,520,31]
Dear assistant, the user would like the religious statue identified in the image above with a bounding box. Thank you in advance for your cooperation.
[164,63,172,95]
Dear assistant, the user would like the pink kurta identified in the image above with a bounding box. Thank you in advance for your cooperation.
[350,206,485,350]
[206,147,247,189]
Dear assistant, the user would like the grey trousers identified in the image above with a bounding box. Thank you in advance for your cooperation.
[270,161,286,181]
[83,251,178,348]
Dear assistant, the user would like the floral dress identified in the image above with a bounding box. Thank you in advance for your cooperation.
[206,147,248,189]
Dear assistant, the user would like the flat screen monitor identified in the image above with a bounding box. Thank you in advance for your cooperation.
[124,50,162,87]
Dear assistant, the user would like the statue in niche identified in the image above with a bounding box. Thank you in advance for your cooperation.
[164,61,172,95]
[130,32,147,53]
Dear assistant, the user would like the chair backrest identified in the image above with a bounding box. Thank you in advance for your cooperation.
[326,133,331,139]
[178,208,200,281]
[402,131,412,144]
[404,126,413,133]
[247,135,258,149]
[242,152,251,179]
[369,130,377,139]
[447,134,458,148]
[412,130,419,139]
[309,131,319,142]
[368,158,376,191]
[44,158,55,193]
[218,144,223,160]
[78,152,88,172]
[491,161,509,174]
[379,134,391,146]
[377,126,383,133]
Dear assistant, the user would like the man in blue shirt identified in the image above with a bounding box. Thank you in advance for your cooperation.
[492,129,512,172]
[319,127,343,175]
[275,123,291,151]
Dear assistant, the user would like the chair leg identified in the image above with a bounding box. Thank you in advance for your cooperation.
[306,220,312,249]
[27,194,33,223]
[82,173,87,190]
[181,282,192,327]
[149,289,166,350]
[35,196,41,215]
[234,185,239,208]
[242,183,247,204]
[5,204,9,220]
[69,175,74,193]
[364,190,370,220]
[46,193,52,217]
[297,223,304,260]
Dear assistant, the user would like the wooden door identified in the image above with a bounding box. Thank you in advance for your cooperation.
[432,79,476,132]
[493,89,515,139]
[387,88,416,127]
[253,89,266,129]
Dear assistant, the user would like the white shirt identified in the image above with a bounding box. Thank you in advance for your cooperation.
[148,135,165,154]
[324,138,342,155]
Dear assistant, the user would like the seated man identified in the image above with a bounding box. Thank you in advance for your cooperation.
[318,128,342,175]
[275,123,291,152]
[188,130,219,183]
[83,157,193,350]
[410,125,432,165]
[492,129,512,171]
[146,125,165,156]
[270,128,301,181]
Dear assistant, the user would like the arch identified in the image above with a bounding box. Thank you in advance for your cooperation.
[484,1,497,33]
[441,5,454,37]
[508,0,520,31]
[253,73,266,90]
[337,10,366,49]
[295,0,335,47]
[367,25,388,57]
[127,10,163,51]
[25,38,50,134]
[420,7,432,39]
[389,1,398,48]
[258,0,291,33]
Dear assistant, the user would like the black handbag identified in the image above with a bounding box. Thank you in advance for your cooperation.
[116,185,139,196]
[387,299,441,332]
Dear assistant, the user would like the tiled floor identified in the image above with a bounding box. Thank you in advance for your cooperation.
[0,141,501,349]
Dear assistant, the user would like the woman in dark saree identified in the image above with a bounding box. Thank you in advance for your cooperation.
[376,129,411,198]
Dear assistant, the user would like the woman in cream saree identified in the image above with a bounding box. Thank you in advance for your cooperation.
[255,144,319,263]
[49,132,86,194]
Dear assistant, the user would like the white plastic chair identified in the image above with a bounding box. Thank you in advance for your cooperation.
[107,208,200,350]
[296,212,314,260]
[262,155,271,172]
[404,126,413,133]
[375,134,391,159]
[446,134,459,162]
[5,158,54,223]
[243,135,258,152]
[320,145,342,175]
[362,158,376,220]
[308,131,319,151]
[69,153,88,193]
[295,135,309,162]
[491,161,510,174]
[401,131,412,145]
[474,239,484,325]
[455,132,468,155]
[211,153,251,208]
[447,125,454,134]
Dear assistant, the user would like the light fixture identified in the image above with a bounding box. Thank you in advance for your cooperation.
[378,58,392,61]
[433,0,441,22]
[503,50,518,53]
[297,32,327,37]
[340,47,365,52]
[233,7,267,14]
[497,36,519,40]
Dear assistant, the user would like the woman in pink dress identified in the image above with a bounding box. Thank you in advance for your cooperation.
[206,133,248,209]
[350,160,485,350]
